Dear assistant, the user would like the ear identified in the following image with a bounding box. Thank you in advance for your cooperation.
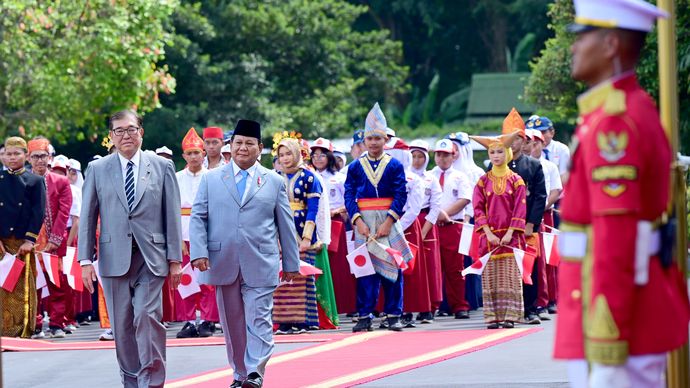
[602,30,621,60]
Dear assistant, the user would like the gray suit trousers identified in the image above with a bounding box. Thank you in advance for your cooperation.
[216,274,276,380]
[101,250,166,388]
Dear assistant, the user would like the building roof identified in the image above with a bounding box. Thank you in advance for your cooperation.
[465,73,534,123]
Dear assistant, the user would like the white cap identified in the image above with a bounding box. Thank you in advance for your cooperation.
[385,127,396,137]
[221,144,232,154]
[434,139,454,153]
[51,154,69,171]
[155,146,173,157]
[310,138,333,152]
[529,129,545,143]
[569,0,667,33]
[409,139,430,152]
[68,158,82,171]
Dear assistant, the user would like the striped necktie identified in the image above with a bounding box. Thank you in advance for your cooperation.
[125,160,135,210]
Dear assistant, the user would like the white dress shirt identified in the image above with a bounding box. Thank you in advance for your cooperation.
[415,170,443,225]
[544,139,571,175]
[399,171,425,231]
[317,169,346,210]
[176,167,208,241]
[232,160,258,203]
[430,166,473,221]
[539,158,562,208]
[66,184,82,228]
[118,149,142,194]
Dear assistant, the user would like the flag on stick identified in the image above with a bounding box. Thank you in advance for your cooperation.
[346,244,376,278]
[177,263,200,299]
[40,252,61,287]
[513,247,537,285]
[0,253,25,292]
[461,251,491,277]
[542,232,561,266]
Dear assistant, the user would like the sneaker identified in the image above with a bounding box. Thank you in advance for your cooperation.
[387,317,403,332]
[78,319,91,326]
[525,313,541,325]
[502,321,515,329]
[537,308,551,321]
[65,324,78,332]
[307,325,320,331]
[352,317,373,332]
[487,322,500,329]
[99,329,114,341]
[454,310,470,319]
[401,313,416,328]
[435,310,451,317]
[197,321,215,338]
[214,322,222,330]
[378,318,390,329]
[176,322,199,338]
[547,303,558,315]
[292,325,308,334]
[351,315,359,323]
[275,324,293,335]
[31,329,45,339]
[417,312,434,324]
[49,328,66,338]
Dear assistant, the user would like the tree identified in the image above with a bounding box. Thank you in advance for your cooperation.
[0,1,178,142]
[525,0,690,153]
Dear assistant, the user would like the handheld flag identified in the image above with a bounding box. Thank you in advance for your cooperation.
[40,252,61,287]
[406,242,418,273]
[34,255,47,290]
[513,247,537,285]
[542,232,561,266]
[461,250,492,277]
[0,253,25,292]
[177,263,200,299]
[63,247,83,292]
[346,244,376,278]
[458,223,479,258]
[298,260,323,276]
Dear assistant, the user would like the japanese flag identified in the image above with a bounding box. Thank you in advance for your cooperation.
[461,251,491,277]
[458,223,479,258]
[513,247,537,285]
[63,247,83,292]
[542,232,561,266]
[40,252,61,287]
[177,263,200,299]
[346,244,376,278]
[0,253,25,292]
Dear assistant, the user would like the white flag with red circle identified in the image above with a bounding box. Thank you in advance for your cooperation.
[461,250,491,277]
[346,244,376,278]
[177,263,200,299]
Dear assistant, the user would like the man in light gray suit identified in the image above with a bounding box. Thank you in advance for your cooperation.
[78,109,182,388]
[190,119,300,388]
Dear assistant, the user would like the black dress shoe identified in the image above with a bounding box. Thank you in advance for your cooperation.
[198,321,215,337]
[242,372,263,388]
[387,317,403,332]
[352,317,373,332]
[454,310,470,319]
[176,322,199,338]
[230,379,243,388]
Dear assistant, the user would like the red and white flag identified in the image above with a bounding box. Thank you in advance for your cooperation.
[34,255,47,290]
[91,260,103,285]
[461,250,492,277]
[63,247,83,292]
[0,253,25,292]
[39,252,61,287]
[299,261,323,276]
[346,244,376,278]
[513,247,537,285]
[177,263,200,299]
[542,232,561,266]
[458,223,479,258]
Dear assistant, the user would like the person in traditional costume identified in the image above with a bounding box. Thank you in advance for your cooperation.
[310,138,356,318]
[28,138,73,338]
[0,137,46,338]
[345,103,413,332]
[272,137,323,334]
[471,133,527,329]
[409,140,443,323]
[385,139,431,328]
[202,126,226,170]
[431,139,473,319]
[175,128,219,338]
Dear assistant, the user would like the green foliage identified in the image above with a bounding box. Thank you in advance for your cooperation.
[526,0,690,153]
[0,0,178,142]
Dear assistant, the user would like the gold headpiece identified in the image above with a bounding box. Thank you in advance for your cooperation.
[271,130,302,156]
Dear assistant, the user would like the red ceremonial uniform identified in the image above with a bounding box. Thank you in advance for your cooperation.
[554,73,690,363]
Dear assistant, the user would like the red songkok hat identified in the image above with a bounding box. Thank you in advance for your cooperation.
[182,128,204,152]
[28,138,50,154]
[202,126,223,140]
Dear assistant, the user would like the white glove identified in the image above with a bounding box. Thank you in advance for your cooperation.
[589,363,631,388]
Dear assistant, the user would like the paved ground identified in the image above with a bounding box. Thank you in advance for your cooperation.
[3,310,568,387]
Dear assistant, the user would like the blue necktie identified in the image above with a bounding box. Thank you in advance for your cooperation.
[125,161,135,210]
[543,148,550,161]
[236,170,248,201]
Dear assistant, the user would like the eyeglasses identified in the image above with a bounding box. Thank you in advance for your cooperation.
[311,153,327,159]
[111,126,140,137]
[30,154,49,161]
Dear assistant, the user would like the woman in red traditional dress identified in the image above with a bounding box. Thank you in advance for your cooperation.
[471,133,527,329]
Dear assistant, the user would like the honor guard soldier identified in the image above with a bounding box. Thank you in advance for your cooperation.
[554,1,690,387]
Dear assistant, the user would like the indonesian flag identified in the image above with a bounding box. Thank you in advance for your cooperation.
[34,255,47,290]
[513,247,537,285]
[458,223,479,258]
[461,250,491,277]
[63,247,83,292]
[0,253,25,292]
[91,260,103,285]
[542,232,561,266]
[40,252,61,287]
[346,244,376,278]
[177,263,200,299]
[298,261,323,276]
[405,243,418,273]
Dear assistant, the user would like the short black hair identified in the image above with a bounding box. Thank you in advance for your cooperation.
[310,149,338,174]
[109,109,143,131]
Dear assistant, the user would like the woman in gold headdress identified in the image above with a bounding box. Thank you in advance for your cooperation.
[471,132,527,329]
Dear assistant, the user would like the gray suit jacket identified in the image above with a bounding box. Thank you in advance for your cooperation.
[190,162,300,287]
[78,151,182,277]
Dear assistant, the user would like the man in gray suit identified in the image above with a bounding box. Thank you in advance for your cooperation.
[78,109,182,388]
[190,119,300,388]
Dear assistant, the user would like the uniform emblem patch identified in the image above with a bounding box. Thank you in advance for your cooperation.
[452,189,458,197]
[602,183,626,197]
[425,187,431,196]
[330,188,336,197]
[597,132,628,162]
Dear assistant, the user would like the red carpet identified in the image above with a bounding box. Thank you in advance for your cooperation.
[166,328,539,388]
[0,333,338,352]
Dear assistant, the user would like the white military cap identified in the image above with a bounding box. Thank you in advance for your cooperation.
[568,0,668,33]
